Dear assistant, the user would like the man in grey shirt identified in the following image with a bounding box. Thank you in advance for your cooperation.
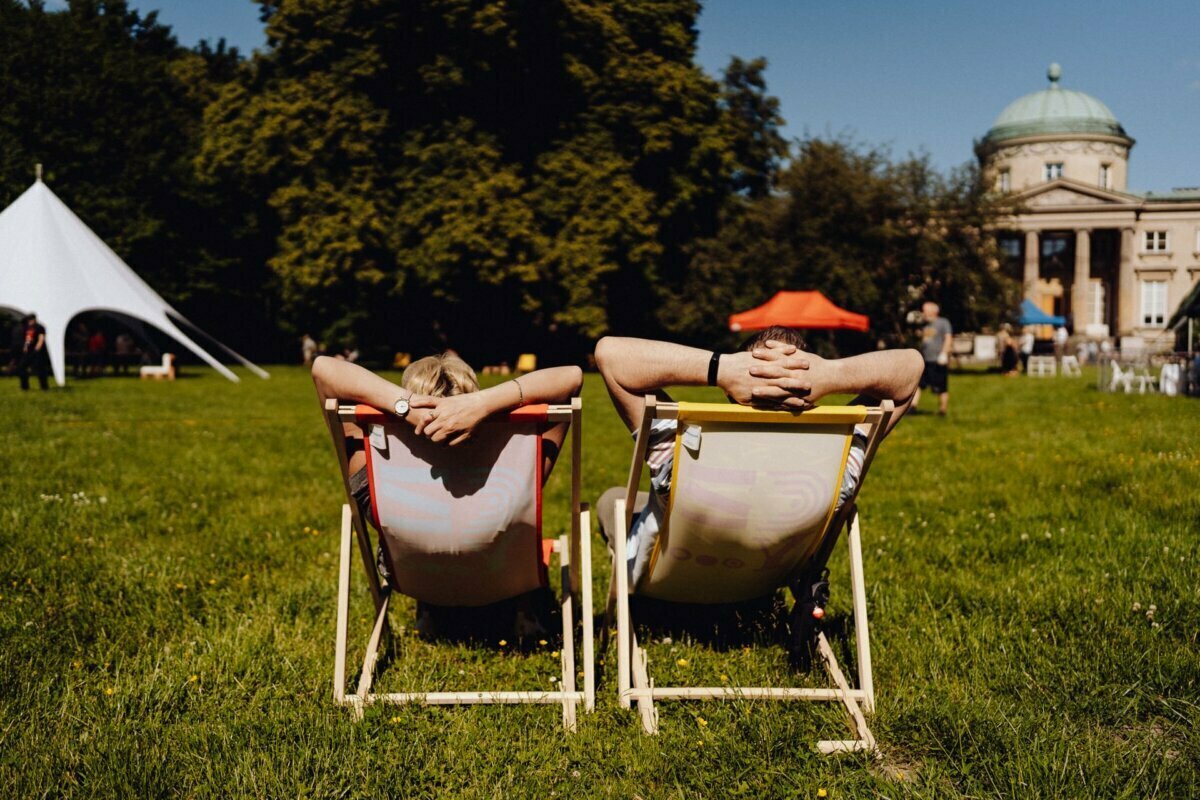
[915,301,952,415]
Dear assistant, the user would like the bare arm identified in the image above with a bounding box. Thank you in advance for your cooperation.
[311,355,426,417]
[749,343,924,435]
[416,366,583,446]
[594,336,795,431]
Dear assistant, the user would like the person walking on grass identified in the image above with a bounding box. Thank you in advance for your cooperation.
[914,301,951,416]
[13,313,49,391]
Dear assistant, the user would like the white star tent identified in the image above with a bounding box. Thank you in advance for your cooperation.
[0,169,267,385]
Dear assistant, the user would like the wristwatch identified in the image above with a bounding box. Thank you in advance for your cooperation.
[393,394,410,418]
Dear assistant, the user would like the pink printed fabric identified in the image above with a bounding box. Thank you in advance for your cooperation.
[366,421,543,606]
[624,419,867,590]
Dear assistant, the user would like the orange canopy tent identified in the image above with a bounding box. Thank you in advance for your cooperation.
[728,290,869,333]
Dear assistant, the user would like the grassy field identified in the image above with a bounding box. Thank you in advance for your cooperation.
[1,365,1198,798]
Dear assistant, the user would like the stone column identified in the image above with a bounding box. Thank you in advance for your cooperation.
[1023,229,1039,299]
[1072,228,1091,328]
[1117,227,1136,335]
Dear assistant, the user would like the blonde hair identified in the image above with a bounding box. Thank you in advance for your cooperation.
[401,352,479,397]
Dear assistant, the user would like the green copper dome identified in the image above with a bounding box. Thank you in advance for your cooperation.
[983,64,1128,145]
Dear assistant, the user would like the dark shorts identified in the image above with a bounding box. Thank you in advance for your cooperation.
[920,361,948,394]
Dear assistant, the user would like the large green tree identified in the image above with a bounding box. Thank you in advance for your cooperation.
[0,0,273,354]
[199,0,737,361]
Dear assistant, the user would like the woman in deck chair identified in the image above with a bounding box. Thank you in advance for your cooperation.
[594,328,922,651]
[312,352,582,638]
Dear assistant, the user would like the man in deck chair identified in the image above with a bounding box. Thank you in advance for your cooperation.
[594,328,922,663]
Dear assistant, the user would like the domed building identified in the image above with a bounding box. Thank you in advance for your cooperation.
[977,64,1200,347]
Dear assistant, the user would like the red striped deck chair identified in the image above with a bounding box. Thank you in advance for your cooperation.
[610,396,893,753]
[323,398,594,730]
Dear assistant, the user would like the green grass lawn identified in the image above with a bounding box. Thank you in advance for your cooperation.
[1,366,1198,798]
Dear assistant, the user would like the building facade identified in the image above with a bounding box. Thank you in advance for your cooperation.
[977,64,1200,347]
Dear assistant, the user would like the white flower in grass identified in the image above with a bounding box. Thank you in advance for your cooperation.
[1020,533,1029,541]
[1132,602,1141,612]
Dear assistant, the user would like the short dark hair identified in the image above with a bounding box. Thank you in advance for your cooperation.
[739,325,806,352]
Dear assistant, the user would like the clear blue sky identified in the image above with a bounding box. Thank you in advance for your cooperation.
[62,0,1200,192]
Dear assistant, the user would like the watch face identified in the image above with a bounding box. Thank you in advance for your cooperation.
[394,398,409,416]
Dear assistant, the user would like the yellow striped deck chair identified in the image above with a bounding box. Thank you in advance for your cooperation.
[323,399,594,731]
[609,396,893,753]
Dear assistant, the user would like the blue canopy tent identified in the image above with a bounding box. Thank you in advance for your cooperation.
[1017,299,1065,327]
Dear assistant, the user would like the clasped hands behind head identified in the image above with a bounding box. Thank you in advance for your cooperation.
[720,327,834,411]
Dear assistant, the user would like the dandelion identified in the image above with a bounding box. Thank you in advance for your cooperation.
[457,669,465,675]
[538,639,548,647]
[676,658,688,667]
[720,674,729,682]
[696,717,708,727]
[104,687,114,696]
[175,583,186,590]
[818,790,828,798]
[207,579,216,586]
[550,651,559,658]
[390,716,403,724]
[304,526,311,533]
[99,496,107,504]
[498,640,508,647]
[241,574,250,581]
[71,659,83,669]
[187,674,198,683]
[1020,533,1029,541]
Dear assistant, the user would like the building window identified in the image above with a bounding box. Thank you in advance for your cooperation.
[1143,231,1168,252]
[1099,163,1111,189]
[1140,280,1167,327]
[1044,162,1064,180]
[998,169,1011,193]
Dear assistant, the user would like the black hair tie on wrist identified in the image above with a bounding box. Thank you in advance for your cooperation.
[707,351,722,387]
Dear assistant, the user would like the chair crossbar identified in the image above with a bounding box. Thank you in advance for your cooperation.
[344,691,587,706]
[622,687,867,701]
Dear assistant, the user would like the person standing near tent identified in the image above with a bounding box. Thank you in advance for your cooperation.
[914,301,951,415]
[13,313,49,391]
[1019,328,1035,373]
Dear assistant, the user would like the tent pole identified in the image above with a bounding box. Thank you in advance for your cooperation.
[35,163,43,182]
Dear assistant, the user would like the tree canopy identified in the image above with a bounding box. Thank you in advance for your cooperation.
[2,0,1017,363]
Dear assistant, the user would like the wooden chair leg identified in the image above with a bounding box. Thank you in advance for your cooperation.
[334,504,353,704]
[558,536,578,732]
[847,513,875,713]
[579,504,595,712]
[614,500,631,710]
[816,632,875,754]
[352,589,390,722]
[629,628,658,734]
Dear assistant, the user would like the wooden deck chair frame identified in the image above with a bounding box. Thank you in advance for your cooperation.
[322,398,594,731]
[608,396,892,754]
